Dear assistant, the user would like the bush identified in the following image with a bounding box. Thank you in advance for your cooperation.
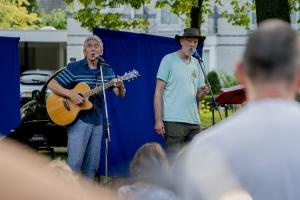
[40,9,66,29]
[206,70,222,95]
[199,100,238,129]
[219,73,238,88]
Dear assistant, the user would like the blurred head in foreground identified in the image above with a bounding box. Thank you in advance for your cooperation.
[236,19,300,100]
[0,139,117,200]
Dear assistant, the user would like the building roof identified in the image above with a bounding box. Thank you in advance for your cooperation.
[0,30,67,42]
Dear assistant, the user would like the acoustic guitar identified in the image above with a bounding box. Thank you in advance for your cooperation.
[46,69,140,126]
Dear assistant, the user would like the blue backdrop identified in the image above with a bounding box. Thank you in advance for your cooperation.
[0,36,20,135]
[93,29,203,175]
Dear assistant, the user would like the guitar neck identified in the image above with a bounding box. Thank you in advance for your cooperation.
[81,70,139,98]
[84,81,113,98]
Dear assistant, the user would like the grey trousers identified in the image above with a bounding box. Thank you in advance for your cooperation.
[164,121,201,159]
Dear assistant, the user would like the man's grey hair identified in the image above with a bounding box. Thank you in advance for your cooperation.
[83,35,103,48]
[243,19,300,83]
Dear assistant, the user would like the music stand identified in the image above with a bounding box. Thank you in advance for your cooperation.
[216,85,246,105]
[211,85,246,124]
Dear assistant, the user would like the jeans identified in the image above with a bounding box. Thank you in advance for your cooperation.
[67,119,103,180]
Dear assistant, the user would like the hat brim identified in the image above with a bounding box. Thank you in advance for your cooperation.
[175,35,206,45]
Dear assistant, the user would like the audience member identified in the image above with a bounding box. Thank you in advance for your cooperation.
[118,142,176,200]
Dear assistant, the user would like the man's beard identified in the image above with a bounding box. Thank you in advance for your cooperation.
[182,48,193,56]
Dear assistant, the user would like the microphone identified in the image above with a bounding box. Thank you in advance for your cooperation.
[96,55,111,67]
[96,55,105,63]
[192,48,201,58]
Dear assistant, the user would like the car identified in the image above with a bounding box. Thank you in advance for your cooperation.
[20,69,53,105]
[7,69,68,151]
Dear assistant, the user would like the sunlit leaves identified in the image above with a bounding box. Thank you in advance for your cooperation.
[40,9,67,29]
[75,6,148,31]
[67,0,300,31]
[0,0,39,29]
[220,0,254,29]
[68,0,149,30]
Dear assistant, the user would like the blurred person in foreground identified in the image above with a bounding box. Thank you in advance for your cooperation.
[179,19,300,200]
[0,139,117,200]
[118,142,176,200]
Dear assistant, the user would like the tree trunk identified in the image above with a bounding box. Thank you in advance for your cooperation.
[255,0,290,24]
[190,0,204,31]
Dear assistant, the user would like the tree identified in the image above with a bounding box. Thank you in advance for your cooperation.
[220,0,254,28]
[256,0,290,23]
[40,9,67,29]
[221,0,294,28]
[0,0,39,29]
[26,0,40,13]
[66,0,296,32]
[66,0,222,31]
[156,0,222,30]
[67,0,149,31]
[190,0,203,29]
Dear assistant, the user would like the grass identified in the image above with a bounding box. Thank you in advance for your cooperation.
[40,147,67,160]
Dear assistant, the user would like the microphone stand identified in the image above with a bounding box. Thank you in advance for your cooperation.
[193,50,222,124]
[97,58,111,184]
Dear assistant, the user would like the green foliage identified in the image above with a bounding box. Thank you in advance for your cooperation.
[63,0,298,32]
[219,73,238,88]
[25,0,40,13]
[75,7,148,31]
[220,0,299,29]
[207,70,222,95]
[289,0,300,23]
[0,0,39,29]
[199,99,237,129]
[65,0,150,31]
[40,9,67,29]
[289,0,300,15]
[199,100,212,128]
[156,0,222,27]
[199,73,239,129]
[220,0,254,29]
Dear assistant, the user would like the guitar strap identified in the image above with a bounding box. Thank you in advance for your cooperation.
[95,71,99,97]
[90,66,101,97]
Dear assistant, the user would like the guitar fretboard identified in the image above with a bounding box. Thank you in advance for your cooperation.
[80,69,139,98]
[83,81,113,98]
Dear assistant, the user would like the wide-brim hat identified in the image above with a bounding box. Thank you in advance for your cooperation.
[175,28,206,45]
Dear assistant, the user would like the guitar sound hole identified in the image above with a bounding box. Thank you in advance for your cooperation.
[63,98,70,111]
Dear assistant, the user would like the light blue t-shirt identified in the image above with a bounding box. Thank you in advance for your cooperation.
[157,52,205,124]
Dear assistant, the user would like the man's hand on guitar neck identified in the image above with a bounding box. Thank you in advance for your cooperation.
[67,90,84,105]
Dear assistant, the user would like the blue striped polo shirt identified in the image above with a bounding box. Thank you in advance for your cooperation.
[55,58,115,125]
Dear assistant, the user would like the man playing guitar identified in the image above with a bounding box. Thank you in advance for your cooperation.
[48,35,125,180]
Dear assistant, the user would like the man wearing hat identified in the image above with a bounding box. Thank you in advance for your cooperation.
[154,28,209,158]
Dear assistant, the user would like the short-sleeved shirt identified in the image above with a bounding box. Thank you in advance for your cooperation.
[182,99,300,200]
[156,52,205,124]
[54,58,115,125]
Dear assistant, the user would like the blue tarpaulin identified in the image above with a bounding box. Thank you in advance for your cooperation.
[93,29,203,175]
[0,36,20,135]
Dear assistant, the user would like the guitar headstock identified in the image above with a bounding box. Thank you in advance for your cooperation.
[121,69,140,81]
